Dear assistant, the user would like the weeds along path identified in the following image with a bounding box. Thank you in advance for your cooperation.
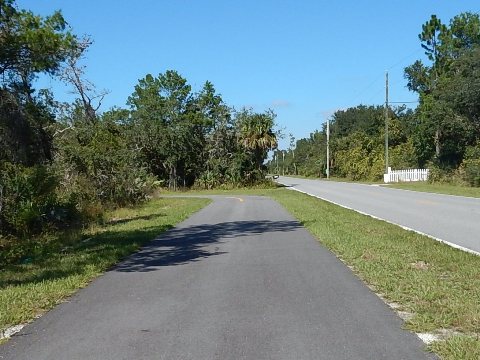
[1,194,432,360]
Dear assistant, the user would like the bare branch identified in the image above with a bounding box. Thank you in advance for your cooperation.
[59,36,107,123]
[52,125,74,137]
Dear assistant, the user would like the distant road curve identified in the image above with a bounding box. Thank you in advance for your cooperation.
[278,176,480,255]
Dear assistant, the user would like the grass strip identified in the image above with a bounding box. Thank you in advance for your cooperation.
[429,335,480,359]
[0,197,210,336]
[386,182,480,198]
[266,188,480,359]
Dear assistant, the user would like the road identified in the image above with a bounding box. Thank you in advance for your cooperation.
[278,176,480,254]
[0,196,434,360]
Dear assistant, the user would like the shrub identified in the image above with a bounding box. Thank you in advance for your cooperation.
[0,163,80,237]
[462,143,480,187]
[0,162,82,266]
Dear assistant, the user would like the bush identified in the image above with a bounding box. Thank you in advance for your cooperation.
[55,116,160,207]
[0,163,80,237]
[0,162,83,266]
[390,139,418,169]
[462,143,480,187]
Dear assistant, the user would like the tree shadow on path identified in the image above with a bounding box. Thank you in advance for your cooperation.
[115,220,301,272]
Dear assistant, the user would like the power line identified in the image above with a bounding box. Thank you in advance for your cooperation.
[338,47,424,110]
[389,101,419,104]
[387,47,424,72]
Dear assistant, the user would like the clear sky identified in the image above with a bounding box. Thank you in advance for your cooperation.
[18,0,480,149]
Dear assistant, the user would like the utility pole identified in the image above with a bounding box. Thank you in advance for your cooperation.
[292,149,296,175]
[326,119,330,179]
[282,150,285,176]
[275,152,278,174]
[385,71,389,174]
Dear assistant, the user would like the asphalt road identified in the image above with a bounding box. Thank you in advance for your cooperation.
[0,196,434,360]
[278,176,480,254]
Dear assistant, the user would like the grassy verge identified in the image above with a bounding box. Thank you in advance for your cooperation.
[0,197,210,337]
[175,186,480,356]
[276,174,380,184]
[266,188,480,359]
[3,186,479,357]
[386,182,480,198]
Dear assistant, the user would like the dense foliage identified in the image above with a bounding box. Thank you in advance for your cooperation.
[2,1,478,264]
[0,0,277,264]
[272,12,480,184]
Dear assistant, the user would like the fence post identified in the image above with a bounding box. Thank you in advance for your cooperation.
[384,168,429,183]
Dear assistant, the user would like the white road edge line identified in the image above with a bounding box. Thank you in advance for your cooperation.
[285,186,480,257]
[285,185,480,345]
[0,324,26,341]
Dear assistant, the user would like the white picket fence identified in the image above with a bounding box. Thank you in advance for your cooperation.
[383,167,429,183]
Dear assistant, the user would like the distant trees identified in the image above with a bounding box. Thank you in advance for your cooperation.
[1,0,278,263]
[279,12,480,185]
[269,105,415,181]
[405,12,480,168]
[127,71,278,190]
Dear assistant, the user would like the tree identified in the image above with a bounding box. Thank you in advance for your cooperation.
[237,109,278,178]
[330,105,384,138]
[438,46,480,129]
[0,0,78,165]
[60,36,108,123]
[0,0,77,90]
[405,12,480,165]
[447,12,480,57]
[128,70,206,189]
[0,0,82,237]
[196,82,237,187]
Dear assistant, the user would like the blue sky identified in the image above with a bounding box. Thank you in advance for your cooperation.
[18,0,480,149]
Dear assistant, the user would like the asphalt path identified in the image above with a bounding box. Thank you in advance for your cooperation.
[278,176,480,254]
[0,195,434,360]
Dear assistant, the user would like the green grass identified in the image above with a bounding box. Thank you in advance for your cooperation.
[265,188,480,358]
[3,186,480,357]
[182,186,480,356]
[386,182,480,198]
[0,197,210,337]
[277,174,381,184]
[429,335,480,360]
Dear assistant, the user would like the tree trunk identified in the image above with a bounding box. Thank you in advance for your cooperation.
[169,166,174,191]
[434,128,441,159]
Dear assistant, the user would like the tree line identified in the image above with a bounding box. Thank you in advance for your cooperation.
[0,0,277,264]
[271,12,480,186]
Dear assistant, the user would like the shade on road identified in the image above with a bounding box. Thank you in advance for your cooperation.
[0,196,434,359]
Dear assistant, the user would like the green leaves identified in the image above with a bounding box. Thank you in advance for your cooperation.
[404,12,480,169]
[0,1,77,84]
[127,71,278,189]
[236,108,278,178]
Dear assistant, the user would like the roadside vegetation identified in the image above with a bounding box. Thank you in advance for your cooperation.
[270,12,480,190]
[0,0,278,267]
[2,1,480,358]
[268,188,480,359]
[0,196,210,338]
[183,186,480,358]
[386,182,480,198]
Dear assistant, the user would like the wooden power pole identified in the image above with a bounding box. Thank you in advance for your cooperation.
[326,119,330,179]
[385,71,389,174]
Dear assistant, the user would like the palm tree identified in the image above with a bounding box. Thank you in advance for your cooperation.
[238,110,278,173]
